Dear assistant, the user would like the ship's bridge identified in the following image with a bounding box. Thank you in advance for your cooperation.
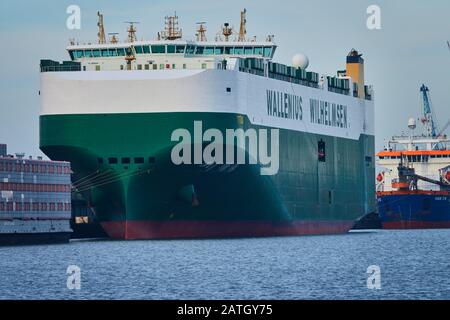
[67,41,277,61]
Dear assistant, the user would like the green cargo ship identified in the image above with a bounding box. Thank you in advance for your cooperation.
[39,11,375,239]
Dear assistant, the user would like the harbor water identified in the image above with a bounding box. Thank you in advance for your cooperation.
[1,229,449,300]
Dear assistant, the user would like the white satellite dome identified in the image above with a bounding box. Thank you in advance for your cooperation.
[408,117,416,130]
[292,53,309,69]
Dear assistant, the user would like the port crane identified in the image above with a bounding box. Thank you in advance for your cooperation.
[420,84,439,137]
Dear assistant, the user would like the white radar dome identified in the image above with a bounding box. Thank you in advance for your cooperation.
[292,53,309,69]
[408,118,417,130]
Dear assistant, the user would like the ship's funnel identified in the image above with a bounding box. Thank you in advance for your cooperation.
[346,49,365,98]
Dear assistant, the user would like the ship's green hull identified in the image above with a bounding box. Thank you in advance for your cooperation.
[40,112,375,239]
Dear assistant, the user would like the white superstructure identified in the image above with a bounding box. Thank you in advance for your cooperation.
[377,94,450,192]
[40,11,375,142]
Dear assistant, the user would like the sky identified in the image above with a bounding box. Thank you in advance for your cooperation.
[0,0,449,157]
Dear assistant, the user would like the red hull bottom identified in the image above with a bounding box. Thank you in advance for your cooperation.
[100,220,355,240]
[383,221,450,230]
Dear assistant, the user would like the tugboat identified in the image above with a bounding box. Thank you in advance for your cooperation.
[376,85,450,229]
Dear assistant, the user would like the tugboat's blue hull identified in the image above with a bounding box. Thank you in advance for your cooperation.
[377,192,450,229]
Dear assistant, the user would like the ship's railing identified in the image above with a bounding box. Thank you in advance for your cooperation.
[327,77,372,101]
[237,58,372,100]
[328,86,350,96]
[41,65,82,72]
[238,58,320,89]
[40,60,81,72]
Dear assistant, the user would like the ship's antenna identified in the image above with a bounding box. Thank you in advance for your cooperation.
[266,34,275,42]
[222,22,233,42]
[238,8,247,42]
[196,22,207,42]
[124,21,140,43]
[108,32,119,44]
[97,11,106,44]
[161,12,182,40]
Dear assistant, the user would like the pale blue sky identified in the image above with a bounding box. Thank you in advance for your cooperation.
[0,0,449,157]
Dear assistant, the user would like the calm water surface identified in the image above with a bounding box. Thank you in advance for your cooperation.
[0,229,449,299]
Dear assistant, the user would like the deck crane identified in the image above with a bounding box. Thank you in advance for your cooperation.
[437,119,450,138]
[420,84,439,138]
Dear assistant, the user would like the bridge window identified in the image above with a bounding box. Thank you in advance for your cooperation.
[204,47,214,55]
[215,47,223,55]
[93,49,101,57]
[108,158,118,164]
[196,46,204,54]
[186,45,196,54]
[74,50,84,58]
[84,50,93,58]
[134,157,144,164]
[101,49,109,57]
[176,45,185,53]
[117,48,126,56]
[109,48,118,56]
[135,46,143,54]
[143,45,151,54]
[152,45,165,54]
[224,47,232,55]
[244,47,253,55]
[263,47,272,57]
[167,45,175,53]
[254,47,263,55]
[121,157,131,164]
[234,47,244,55]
